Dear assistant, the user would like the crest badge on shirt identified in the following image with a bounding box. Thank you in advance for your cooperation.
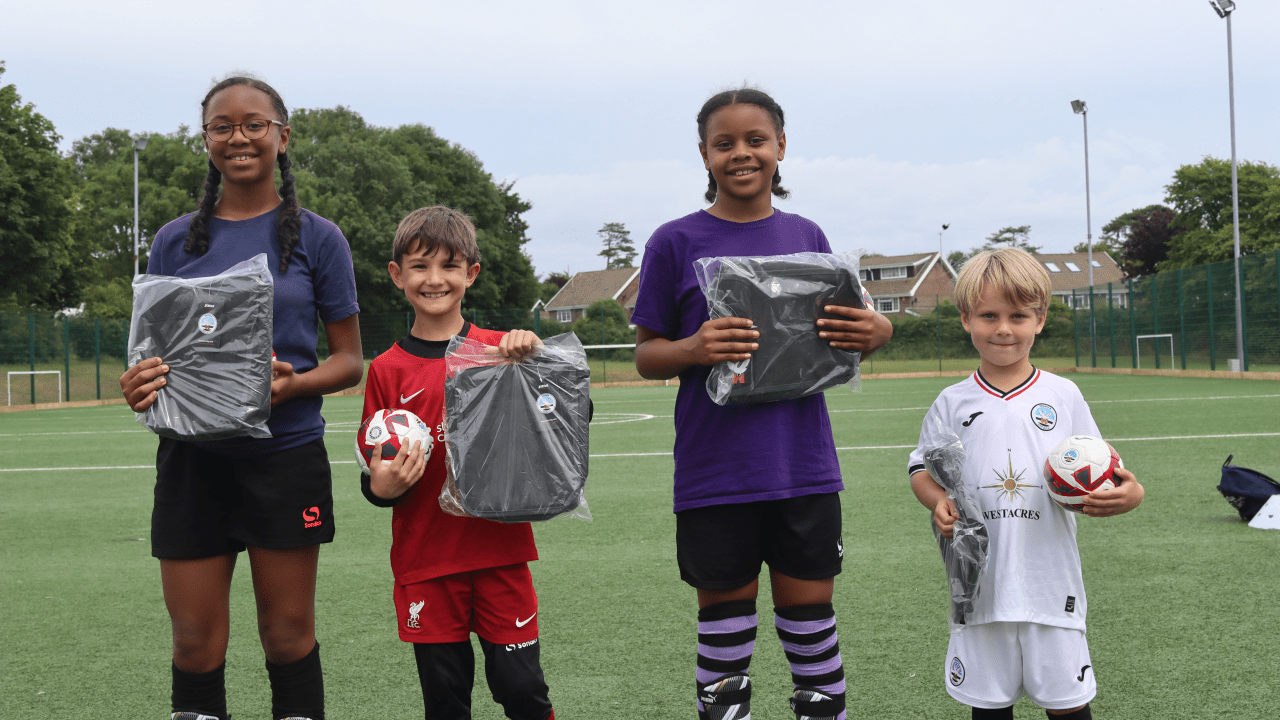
[198,313,218,335]
[1030,403,1057,431]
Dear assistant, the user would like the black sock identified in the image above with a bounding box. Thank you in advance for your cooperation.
[1047,706,1092,720]
[265,642,324,720]
[972,706,1014,720]
[171,661,228,720]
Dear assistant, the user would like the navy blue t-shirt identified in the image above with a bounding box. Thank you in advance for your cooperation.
[147,206,359,457]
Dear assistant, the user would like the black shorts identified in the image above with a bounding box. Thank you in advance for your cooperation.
[676,492,843,591]
[151,437,335,559]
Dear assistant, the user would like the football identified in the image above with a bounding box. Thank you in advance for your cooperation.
[354,408,433,474]
[1043,435,1124,513]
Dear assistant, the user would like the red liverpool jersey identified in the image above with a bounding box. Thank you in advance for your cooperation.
[362,324,538,584]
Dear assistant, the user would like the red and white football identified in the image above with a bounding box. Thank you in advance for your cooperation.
[1043,435,1123,513]
[354,409,433,474]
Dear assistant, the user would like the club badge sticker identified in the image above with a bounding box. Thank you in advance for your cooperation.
[536,392,556,414]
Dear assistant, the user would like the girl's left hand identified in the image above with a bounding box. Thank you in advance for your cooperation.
[270,359,298,406]
[1082,467,1144,517]
[817,306,894,354]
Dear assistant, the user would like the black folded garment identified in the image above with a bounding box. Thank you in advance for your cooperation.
[444,338,590,522]
[707,258,864,405]
[925,445,989,625]
[128,256,273,441]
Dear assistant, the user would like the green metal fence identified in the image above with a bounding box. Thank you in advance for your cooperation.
[1069,250,1280,372]
[5,253,1277,405]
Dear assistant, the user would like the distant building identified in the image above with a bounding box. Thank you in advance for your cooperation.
[1031,252,1126,308]
[859,252,958,316]
[539,267,640,323]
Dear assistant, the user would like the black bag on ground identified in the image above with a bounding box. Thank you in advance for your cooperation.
[127,254,274,441]
[1218,454,1280,521]
[696,253,865,405]
[442,332,590,522]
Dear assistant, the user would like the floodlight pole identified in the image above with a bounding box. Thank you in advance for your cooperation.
[1072,100,1096,359]
[1211,0,1246,370]
[132,135,148,277]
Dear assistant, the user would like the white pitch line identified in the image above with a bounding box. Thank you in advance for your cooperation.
[4,432,1278,473]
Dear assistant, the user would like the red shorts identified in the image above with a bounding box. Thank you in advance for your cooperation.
[394,563,540,645]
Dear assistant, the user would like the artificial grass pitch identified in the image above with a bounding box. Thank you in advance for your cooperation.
[1,373,1279,718]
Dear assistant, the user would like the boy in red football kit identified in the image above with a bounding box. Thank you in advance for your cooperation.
[360,206,554,720]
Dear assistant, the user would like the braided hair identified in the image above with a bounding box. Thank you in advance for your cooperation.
[696,87,790,204]
[186,76,301,273]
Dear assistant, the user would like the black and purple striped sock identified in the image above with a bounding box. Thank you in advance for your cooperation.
[696,600,757,718]
[775,604,846,720]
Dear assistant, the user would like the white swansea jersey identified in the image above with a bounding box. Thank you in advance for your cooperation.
[908,368,1101,631]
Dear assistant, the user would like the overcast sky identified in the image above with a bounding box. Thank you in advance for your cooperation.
[5,1,1278,279]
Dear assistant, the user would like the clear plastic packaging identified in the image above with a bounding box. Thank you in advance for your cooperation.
[921,416,989,632]
[127,253,274,441]
[694,251,868,405]
[439,332,591,522]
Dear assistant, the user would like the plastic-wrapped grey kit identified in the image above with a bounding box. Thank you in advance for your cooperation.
[921,415,989,632]
[127,253,274,441]
[439,332,591,522]
[694,251,867,405]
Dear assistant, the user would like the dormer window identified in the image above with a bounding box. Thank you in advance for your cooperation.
[880,266,907,280]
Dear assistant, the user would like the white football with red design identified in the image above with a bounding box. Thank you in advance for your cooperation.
[1043,435,1123,513]
[354,408,433,474]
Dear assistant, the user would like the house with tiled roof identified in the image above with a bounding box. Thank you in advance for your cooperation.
[859,252,958,316]
[538,266,641,323]
[1031,252,1126,308]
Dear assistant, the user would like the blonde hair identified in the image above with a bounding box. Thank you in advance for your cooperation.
[954,248,1051,317]
[392,206,481,266]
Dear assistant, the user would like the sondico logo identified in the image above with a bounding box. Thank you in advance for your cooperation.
[303,507,323,529]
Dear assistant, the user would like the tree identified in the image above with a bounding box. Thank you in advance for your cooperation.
[572,298,632,346]
[67,126,207,287]
[1162,156,1280,269]
[597,222,636,269]
[1098,204,1176,277]
[0,62,78,310]
[287,107,540,315]
[981,225,1041,254]
[537,271,570,303]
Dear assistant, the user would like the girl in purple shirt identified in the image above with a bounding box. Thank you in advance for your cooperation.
[632,88,893,720]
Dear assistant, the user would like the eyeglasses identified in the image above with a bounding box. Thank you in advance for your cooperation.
[202,119,284,142]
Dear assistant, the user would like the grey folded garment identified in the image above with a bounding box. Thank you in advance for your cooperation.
[444,333,590,522]
[925,444,989,625]
[127,254,274,441]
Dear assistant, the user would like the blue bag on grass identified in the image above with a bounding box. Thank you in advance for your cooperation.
[1218,455,1280,522]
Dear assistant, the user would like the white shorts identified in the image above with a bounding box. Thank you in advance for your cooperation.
[944,622,1096,710]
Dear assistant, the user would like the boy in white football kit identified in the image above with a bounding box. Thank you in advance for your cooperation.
[908,248,1145,720]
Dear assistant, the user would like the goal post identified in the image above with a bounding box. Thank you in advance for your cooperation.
[1135,334,1175,370]
[7,370,63,406]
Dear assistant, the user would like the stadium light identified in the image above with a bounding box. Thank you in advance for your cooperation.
[133,135,149,277]
[1071,100,1096,362]
[1209,0,1245,371]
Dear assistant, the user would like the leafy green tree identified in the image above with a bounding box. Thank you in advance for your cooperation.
[1162,157,1280,269]
[981,225,1041,254]
[572,299,632,346]
[597,221,636,269]
[538,271,570,303]
[289,107,539,316]
[67,127,207,286]
[0,62,78,310]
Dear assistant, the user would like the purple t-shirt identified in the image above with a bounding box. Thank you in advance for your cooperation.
[147,206,360,457]
[630,209,844,512]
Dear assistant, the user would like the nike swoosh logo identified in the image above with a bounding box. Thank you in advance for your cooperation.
[399,389,424,404]
[1077,664,1092,682]
[962,412,983,427]
[515,612,537,628]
